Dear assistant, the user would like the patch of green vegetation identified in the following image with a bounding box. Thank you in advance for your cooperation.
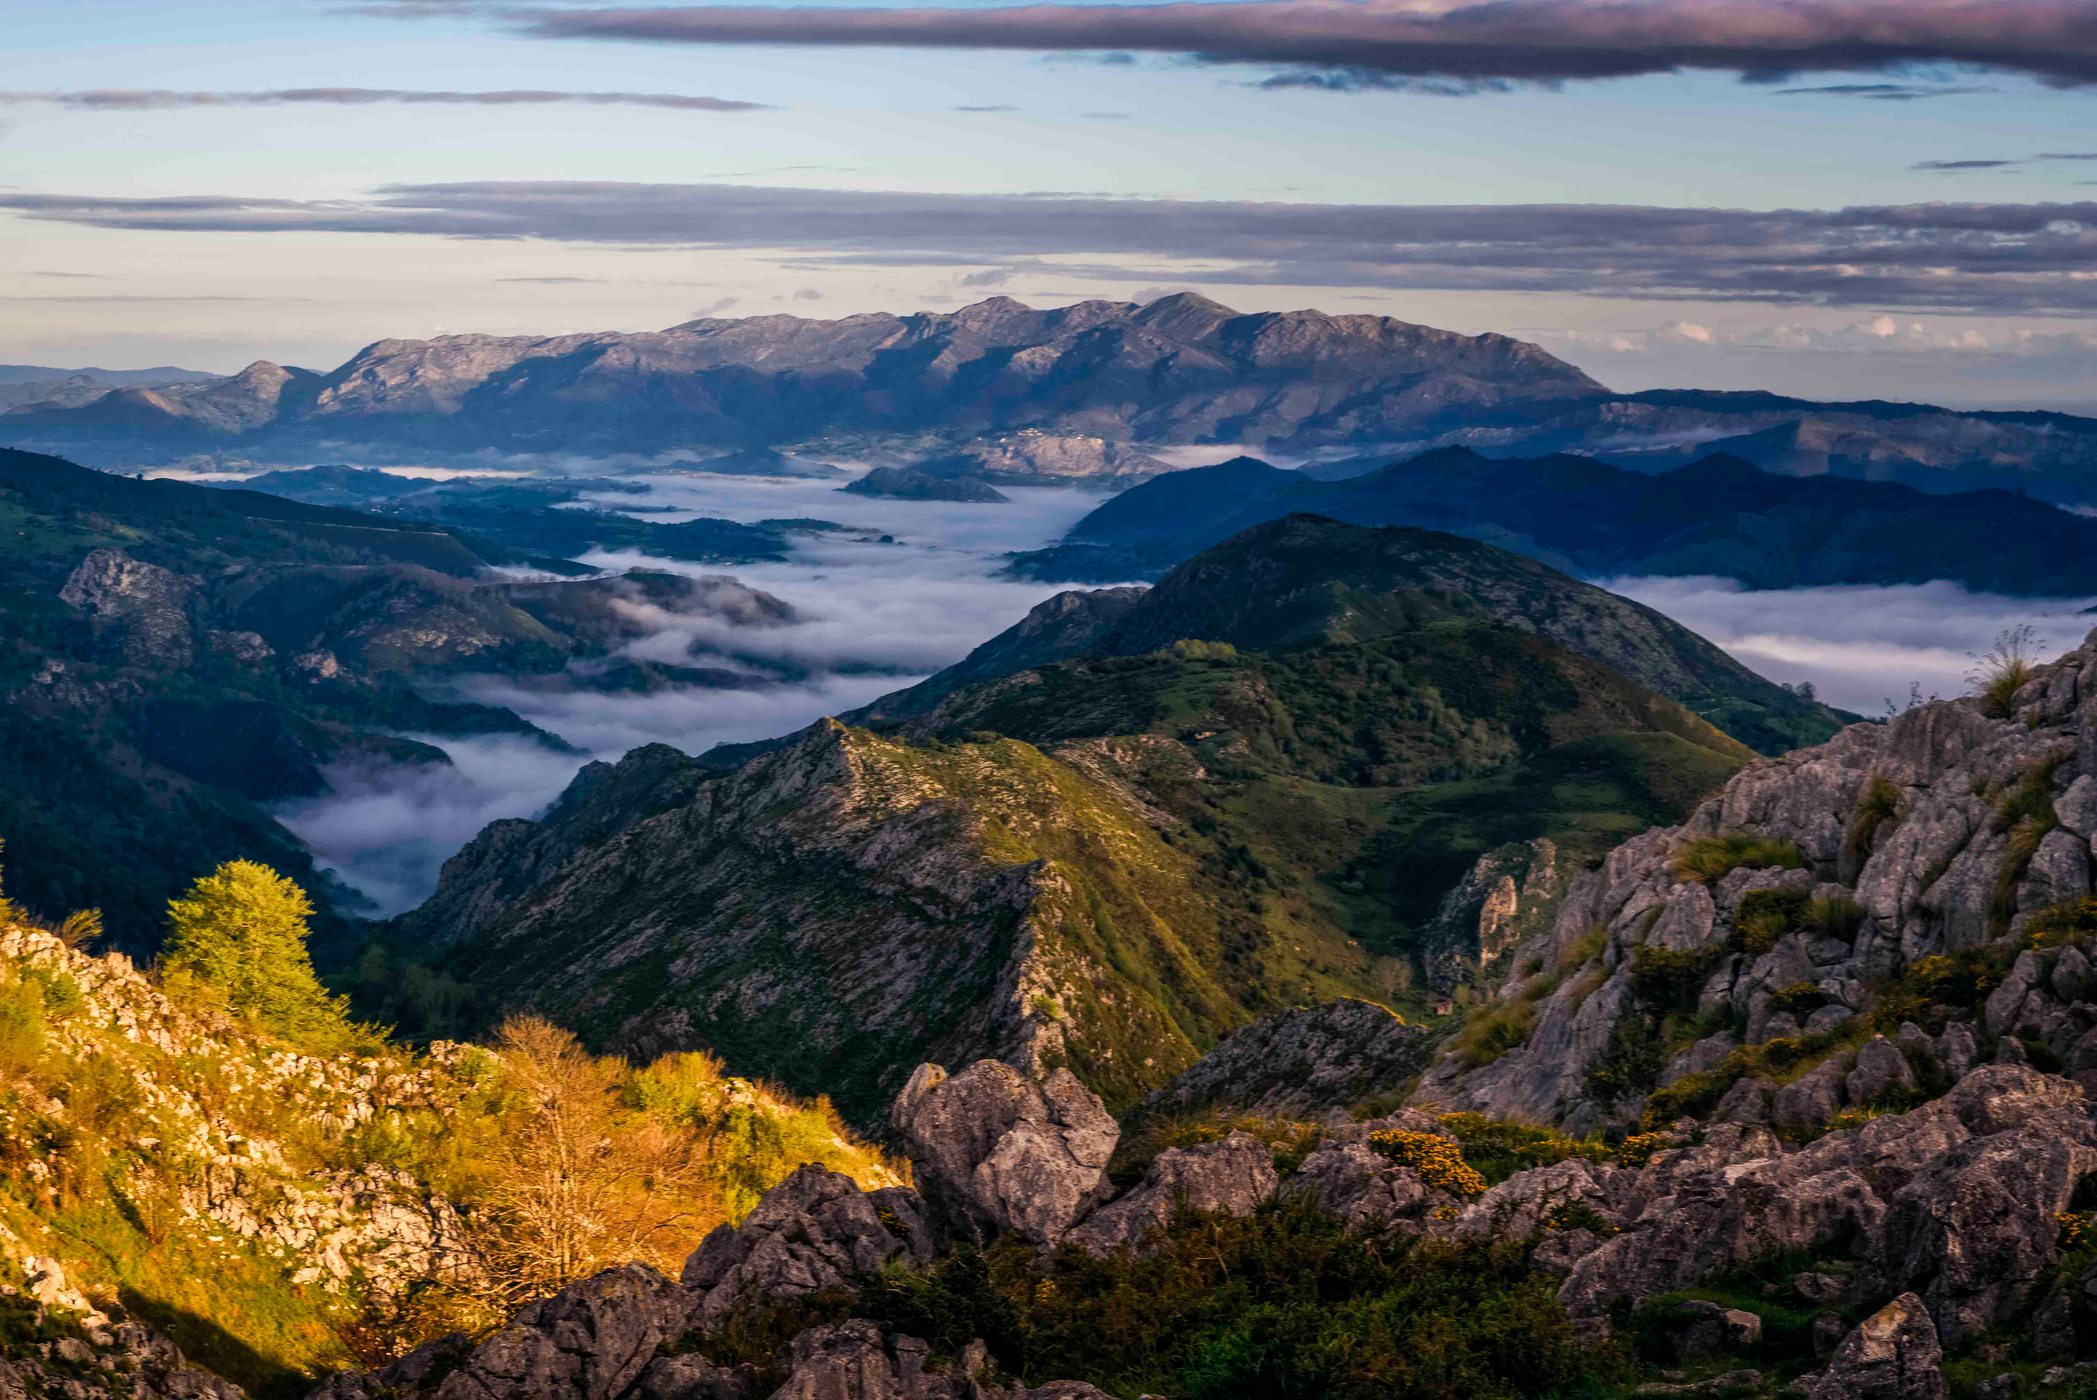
[1841,776,1902,874]
[852,1202,1625,1400]
[2027,895,2097,949]
[1990,753,2070,937]
[1448,993,1543,1070]
[1669,835,1804,886]
[1585,1013,1669,1106]
[1434,1113,1607,1185]
[1626,945,1723,1013]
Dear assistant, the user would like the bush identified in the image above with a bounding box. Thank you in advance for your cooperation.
[1670,835,1803,885]
[1733,888,1808,955]
[1435,1113,1606,1185]
[1769,982,1827,1015]
[1803,896,1866,943]
[1842,777,1902,871]
[854,1202,1621,1399]
[1627,945,1721,1012]
[2028,896,2097,950]
[1585,1013,1667,1106]
[1367,1130,1488,1198]
[0,978,46,1078]
[1447,996,1540,1069]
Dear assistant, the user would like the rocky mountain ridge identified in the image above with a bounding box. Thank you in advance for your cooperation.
[11,298,2097,503]
[1011,447,2097,596]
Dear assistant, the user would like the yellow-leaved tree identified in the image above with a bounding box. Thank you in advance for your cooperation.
[159,860,354,1046]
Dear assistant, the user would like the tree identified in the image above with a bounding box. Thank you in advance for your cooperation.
[471,1017,709,1310]
[160,860,349,1043]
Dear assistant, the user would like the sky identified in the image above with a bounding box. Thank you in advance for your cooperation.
[5,0,2097,408]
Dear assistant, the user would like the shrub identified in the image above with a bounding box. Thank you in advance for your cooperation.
[1803,896,1866,943]
[2028,896,2097,949]
[1447,995,1540,1069]
[1627,945,1721,1012]
[1733,888,1808,955]
[0,978,46,1078]
[1434,1113,1605,1185]
[853,1203,1621,1400]
[1368,1130,1488,1198]
[1585,1013,1667,1106]
[1769,982,1827,1015]
[1841,776,1902,871]
[1670,835,1803,886]
[1969,624,2044,719]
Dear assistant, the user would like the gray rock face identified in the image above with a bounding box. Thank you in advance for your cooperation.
[1417,625,2097,1135]
[1136,998,1429,1119]
[1417,839,1562,991]
[681,1166,933,1329]
[60,547,196,668]
[1551,1066,2097,1346]
[892,1061,1118,1248]
[1796,1294,1947,1400]
[1066,1131,1278,1254]
[768,1321,975,1400]
[313,1264,691,1400]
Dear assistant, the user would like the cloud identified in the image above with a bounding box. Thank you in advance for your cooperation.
[490,0,2097,91]
[1914,158,2023,170]
[275,470,1107,912]
[953,103,1019,112]
[9,180,2097,314]
[1607,576,2097,714]
[496,275,608,283]
[1775,81,1989,98]
[0,87,767,113]
[688,295,742,316]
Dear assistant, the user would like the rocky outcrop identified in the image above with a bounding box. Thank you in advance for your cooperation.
[60,547,197,668]
[681,1167,933,1329]
[1417,625,2097,1135]
[312,1265,695,1400]
[1065,1132,1277,1253]
[914,432,1167,490]
[1136,998,1428,1118]
[842,468,1008,503]
[1796,1294,1947,1400]
[891,1062,1118,1248]
[1418,838,1562,991]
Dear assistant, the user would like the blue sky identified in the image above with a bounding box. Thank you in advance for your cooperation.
[6,0,2097,408]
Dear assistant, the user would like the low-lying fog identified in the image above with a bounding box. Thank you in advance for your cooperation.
[271,467,2093,920]
[274,475,1110,916]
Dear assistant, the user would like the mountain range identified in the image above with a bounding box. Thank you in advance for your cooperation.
[11,294,2097,501]
[380,514,1833,1121]
[0,447,806,949]
[1012,446,2097,595]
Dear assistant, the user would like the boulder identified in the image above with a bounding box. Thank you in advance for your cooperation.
[1136,999,1427,1118]
[769,1321,975,1400]
[313,1264,689,1400]
[1772,1059,1847,1136]
[892,1062,1117,1248]
[1067,1131,1277,1254]
[1846,1038,1917,1107]
[683,1166,933,1329]
[1795,1294,1947,1400]
[1667,1300,1762,1361]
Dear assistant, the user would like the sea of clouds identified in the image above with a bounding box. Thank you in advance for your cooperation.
[274,473,1110,913]
[273,464,2095,916]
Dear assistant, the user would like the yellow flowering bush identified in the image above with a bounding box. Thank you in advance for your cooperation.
[1368,1129,1487,1198]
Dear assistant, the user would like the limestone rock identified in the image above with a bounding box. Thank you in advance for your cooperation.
[683,1166,933,1329]
[315,1264,689,1400]
[1067,1132,1278,1254]
[892,1062,1117,1248]
[1136,999,1427,1118]
[1796,1294,1947,1400]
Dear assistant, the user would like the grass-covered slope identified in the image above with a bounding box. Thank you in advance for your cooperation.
[893,515,1845,756]
[391,720,1384,1122]
[0,867,891,1398]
